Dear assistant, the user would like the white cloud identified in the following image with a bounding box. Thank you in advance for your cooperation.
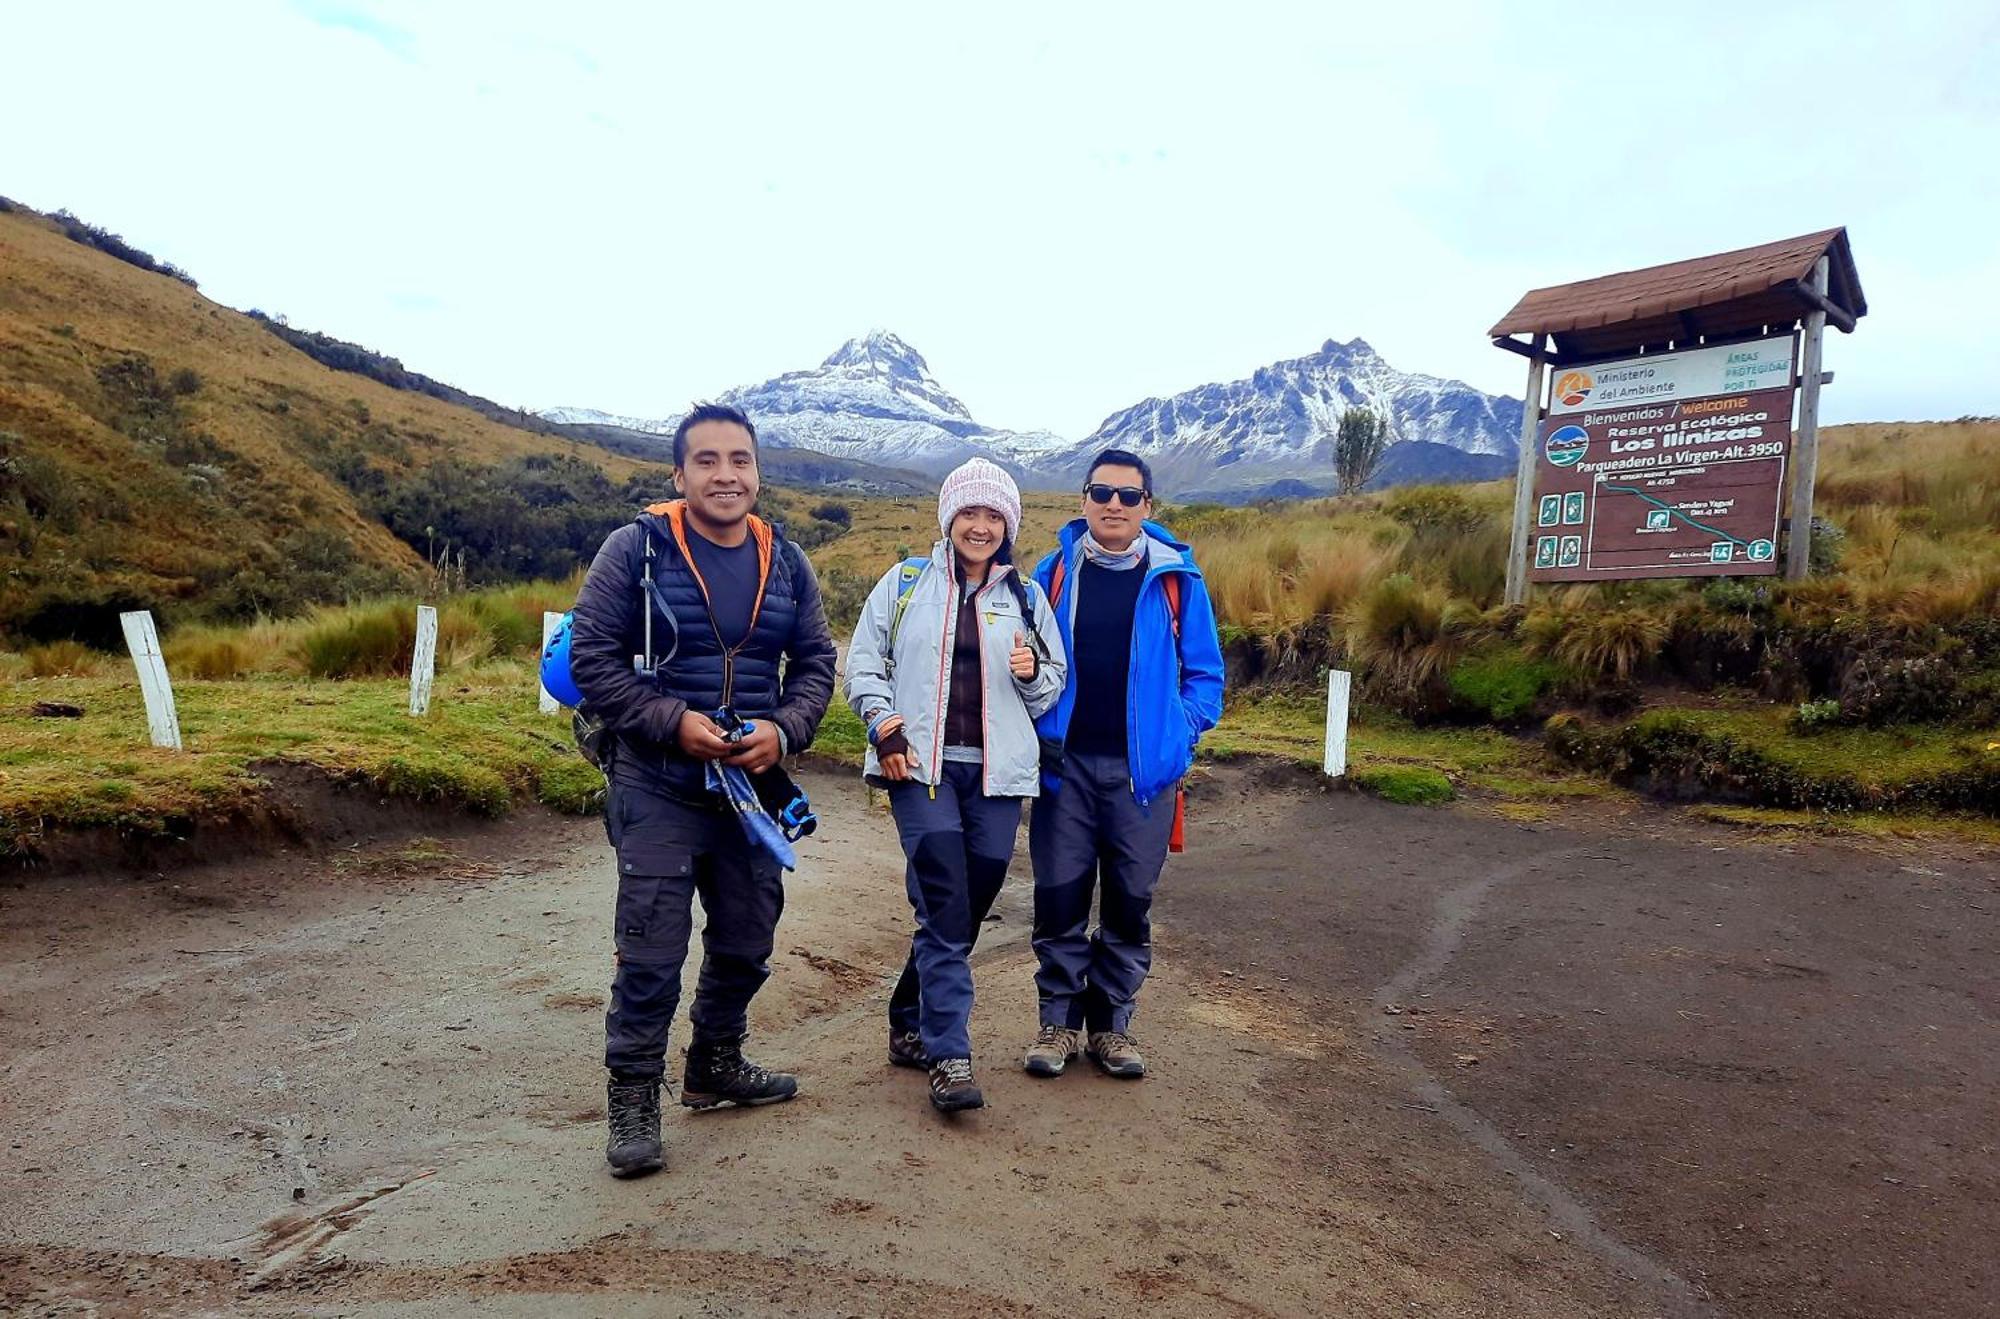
[5,0,1994,434]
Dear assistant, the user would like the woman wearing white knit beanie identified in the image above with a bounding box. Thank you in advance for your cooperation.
[841,458,1068,1114]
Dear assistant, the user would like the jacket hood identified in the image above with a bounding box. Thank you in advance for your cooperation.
[1053,518,1198,573]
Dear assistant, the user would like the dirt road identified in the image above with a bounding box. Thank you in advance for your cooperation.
[2,766,1994,1317]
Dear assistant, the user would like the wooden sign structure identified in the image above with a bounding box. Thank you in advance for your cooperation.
[1490,230,1866,603]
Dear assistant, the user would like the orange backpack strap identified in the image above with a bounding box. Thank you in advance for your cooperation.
[1049,556,1068,608]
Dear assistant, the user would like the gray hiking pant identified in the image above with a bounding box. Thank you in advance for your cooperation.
[603,782,783,1081]
[1028,749,1176,1034]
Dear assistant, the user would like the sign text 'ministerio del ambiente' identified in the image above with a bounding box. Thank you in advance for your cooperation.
[1530,334,1797,582]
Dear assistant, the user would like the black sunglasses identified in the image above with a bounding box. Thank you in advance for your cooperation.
[1084,483,1149,508]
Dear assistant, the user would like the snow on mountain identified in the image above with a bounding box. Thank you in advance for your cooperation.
[1043,338,1523,501]
[535,406,677,434]
[719,330,1067,479]
[539,332,1520,498]
[539,331,1064,481]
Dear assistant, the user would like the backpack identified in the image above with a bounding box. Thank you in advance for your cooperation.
[884,556,1042,670]
[1046,554,1181,635]
[548,520,802,771]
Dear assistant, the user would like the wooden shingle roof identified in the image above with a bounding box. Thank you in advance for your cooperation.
[1490,229,1865,361]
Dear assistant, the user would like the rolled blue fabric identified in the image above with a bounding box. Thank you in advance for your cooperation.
[705,754,799,871]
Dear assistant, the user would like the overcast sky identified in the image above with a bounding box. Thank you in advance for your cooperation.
[7,1,1995,436]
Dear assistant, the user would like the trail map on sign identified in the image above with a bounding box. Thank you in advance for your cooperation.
[1529,336,1796,582]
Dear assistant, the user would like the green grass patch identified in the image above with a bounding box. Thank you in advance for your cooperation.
[0,665,605,857]
[1551,706,2000,817]
[810,701,868,767]
[1350,765,1454,805]
[1200,692,1606,805]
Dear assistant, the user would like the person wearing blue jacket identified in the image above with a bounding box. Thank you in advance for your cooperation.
[1024,448,1225,1080]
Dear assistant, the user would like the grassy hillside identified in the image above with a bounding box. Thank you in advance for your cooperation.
[0,204,667,644]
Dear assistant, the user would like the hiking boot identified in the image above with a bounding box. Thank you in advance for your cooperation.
[1087,1030,1147,1079]
[605,1076,664,1178]
[1024,1024,1083,1078]
[682,1035,799,1110]
[888,1028,929,1070]
[928,1057,985,1112]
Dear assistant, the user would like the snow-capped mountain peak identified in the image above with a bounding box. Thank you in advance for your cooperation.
[1043,337,1523,499]
[537,332,1521,500]
[823,328,928,374]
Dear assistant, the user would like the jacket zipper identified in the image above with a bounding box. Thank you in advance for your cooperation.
[1127,559,1176,808]
[928,557,956,795]
[976,566,1005,798]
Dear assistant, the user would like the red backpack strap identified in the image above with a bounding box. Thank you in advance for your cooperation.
[1056,553,1180,637]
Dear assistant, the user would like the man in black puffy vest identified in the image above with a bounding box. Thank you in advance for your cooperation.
[568,403,836,1179]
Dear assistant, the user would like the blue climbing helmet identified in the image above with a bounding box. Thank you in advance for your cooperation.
[539,612,583,708]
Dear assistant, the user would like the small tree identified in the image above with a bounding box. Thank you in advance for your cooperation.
[1333,407,1392,496]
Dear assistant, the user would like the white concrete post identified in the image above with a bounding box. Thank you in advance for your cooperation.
[539,611,563,714]
[119,610,182,751]
[1323,669,1351,779]
[409,605,438,716]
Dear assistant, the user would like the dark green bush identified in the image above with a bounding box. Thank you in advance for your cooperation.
[1447,650,1562,723]
[1384,485,1486,535]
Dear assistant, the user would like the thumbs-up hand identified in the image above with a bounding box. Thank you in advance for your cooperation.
[1008,629,1037,681]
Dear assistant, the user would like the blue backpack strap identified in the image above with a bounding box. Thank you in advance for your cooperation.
[885,556,932,662]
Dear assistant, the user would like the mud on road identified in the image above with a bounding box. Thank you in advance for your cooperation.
[2,765,1994,1317]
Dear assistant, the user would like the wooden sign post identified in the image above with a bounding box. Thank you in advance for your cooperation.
[119,610,182,751]
[1489,230,1863,599]
[1503,339,1548,606]
[1784,256,1831,580]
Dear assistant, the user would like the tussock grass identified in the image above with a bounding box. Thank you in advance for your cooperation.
[24,640,107,678]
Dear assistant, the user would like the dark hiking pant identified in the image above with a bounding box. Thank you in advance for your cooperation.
[603,782,784,1081]
[886,761,1024,1061]
[1029,749,1176,1035]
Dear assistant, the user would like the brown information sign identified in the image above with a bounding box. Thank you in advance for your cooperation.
[1530,335,1797,581]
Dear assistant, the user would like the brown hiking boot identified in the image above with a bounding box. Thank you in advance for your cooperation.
[1087,1030,1147,1079]
[1024,1024,1083,1077]
[888,1028,929,1070]
[928,1057,985,1112]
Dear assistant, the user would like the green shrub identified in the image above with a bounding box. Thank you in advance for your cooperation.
[1383,485,1485,535]
[1448,650,1561,722]
[1352,765,1454,805]
[1792,699,1843,732]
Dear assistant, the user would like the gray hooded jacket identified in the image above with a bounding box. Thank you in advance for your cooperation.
[844,540,1067,797]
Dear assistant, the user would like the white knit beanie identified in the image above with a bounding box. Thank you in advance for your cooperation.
[937,458,1022,544]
